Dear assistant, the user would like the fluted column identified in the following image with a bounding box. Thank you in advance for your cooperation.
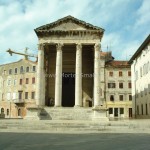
[55,43,63,107]
[36,44,45,106]
[94,43,101,107]
[75,43,82,107]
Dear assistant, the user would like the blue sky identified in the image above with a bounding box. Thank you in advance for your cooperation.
[0,0,149,64]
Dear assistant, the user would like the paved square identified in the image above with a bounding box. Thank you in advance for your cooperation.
[0,133,150,150]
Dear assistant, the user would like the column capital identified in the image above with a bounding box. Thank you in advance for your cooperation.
[76,43,82,50]
[56,43,63,50]
[94,43,101,51]
[38,43,45,50]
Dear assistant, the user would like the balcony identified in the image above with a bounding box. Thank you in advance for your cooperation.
[13,99,25,104]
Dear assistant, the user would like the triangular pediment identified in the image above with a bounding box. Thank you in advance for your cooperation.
[50,21,87,31]
[35,15,104,32]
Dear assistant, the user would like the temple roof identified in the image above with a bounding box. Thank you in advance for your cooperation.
[35,15,104,35]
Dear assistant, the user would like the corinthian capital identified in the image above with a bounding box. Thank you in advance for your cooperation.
[76,43,82,50]
[56,43,63,50]
[38,43,45,50]
[94,43,101,51]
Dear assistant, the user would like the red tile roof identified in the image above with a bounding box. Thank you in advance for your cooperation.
[106,60,130,67]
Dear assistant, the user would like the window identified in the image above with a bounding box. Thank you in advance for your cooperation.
[12,92,17,100]
[3,70,6,75]
[109,71,113,77]
[32,77,35,84]
[146,104,148,115]
[7,93,11,100]
[1,108,4,114]
[9,69,12,75]
[110,95,114,101]
[14,79,17,85]
[18,109,21,116]
[15,68,17,74]
[128,71,131,76]
[129,95,132,101]
[119,95,123,101]
[119,71,123,77]
[25,92,28,99]
[109,108,113,114]
[128,82,132,88]
[31,92,35,99]
[108,83,116,88]
[18,91,22,100]
[20,79,23,85]
[137,105,139,115]
[119,83,123,88]
[26,78,29,84]
[33,66,36,72]
[141,104,143,115]
[7,109,9,116]
[140,67,142,77]
[26,67,29,72]
[7,79,11,86]
[120,108,124,114]
[20,66,24,73]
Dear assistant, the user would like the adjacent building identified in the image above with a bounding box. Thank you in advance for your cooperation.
[99,52,132,119]
[0,59,37,118]
[129,34,150,118]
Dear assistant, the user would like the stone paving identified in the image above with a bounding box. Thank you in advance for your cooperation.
[0,133,150,150]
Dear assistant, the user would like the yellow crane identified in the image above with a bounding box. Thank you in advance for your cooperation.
[6,47,37,60]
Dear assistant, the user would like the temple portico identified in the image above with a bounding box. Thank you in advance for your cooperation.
[36,42,101,108]
[32,16,108,120]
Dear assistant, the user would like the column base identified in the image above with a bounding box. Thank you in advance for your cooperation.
[74,105,82,108]
[25,106,51,120]
[92,106,109,121]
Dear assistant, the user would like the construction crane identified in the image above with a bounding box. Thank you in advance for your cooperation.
[6,47,37,60]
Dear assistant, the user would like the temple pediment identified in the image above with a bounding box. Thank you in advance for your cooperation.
[35,15,104,34]
[50,21,87,31]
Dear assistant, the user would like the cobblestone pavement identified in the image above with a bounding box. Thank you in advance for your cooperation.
[0,133,150,150]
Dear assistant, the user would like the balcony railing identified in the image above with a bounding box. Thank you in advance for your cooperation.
[13,99,25,103]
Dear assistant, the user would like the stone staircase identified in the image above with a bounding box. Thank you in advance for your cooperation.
[0,119,130,133]
[40,107,93,120]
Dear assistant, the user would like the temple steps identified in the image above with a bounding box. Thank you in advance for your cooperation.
[1,119,150,133]
[41,107,93,120]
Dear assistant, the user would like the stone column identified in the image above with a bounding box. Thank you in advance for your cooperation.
[75,43,82,107]
[36,44,45,106]
[55,43,63,107]
[94,43,101,107]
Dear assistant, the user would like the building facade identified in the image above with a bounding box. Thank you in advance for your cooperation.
[129,34,150,118]
[0,59,37,118]
[104,59,132,119]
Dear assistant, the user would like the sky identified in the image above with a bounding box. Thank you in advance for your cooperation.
[0,0,149,64]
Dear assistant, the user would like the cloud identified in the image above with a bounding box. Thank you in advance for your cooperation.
[0,0,149,64]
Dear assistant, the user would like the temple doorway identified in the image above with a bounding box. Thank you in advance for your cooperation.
[62,73,75,107]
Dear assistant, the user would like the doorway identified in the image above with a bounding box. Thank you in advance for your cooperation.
[114,108,118,117]
[129,108,132,118]
[62,73,75,107]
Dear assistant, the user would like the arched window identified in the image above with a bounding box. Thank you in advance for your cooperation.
[7,109,9,116]
[1,108,4,114]
[18,109,21,116]
[20,66,24,73]
[26,67,29,72]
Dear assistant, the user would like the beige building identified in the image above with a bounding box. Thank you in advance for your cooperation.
[103,58,132,119]
[129,34,150,118]
[0,59,37,118]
